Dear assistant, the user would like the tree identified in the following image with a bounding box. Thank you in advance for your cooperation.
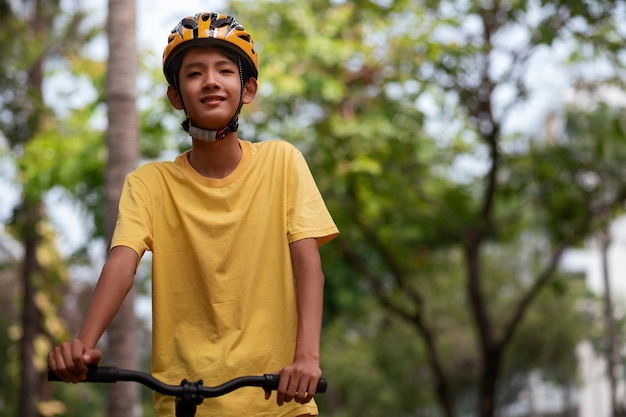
[563,100,626,417]
[104,0,139,416]
[231,0,626,416]
[0,1,101,416]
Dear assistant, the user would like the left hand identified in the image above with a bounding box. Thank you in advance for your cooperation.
[268,358,322,405]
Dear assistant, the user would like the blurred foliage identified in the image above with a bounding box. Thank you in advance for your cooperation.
[1,0,625,416]
[231,0,626,416]
[17,109,106,234]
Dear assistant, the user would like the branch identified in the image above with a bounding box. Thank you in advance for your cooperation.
[336,237,455,417]
[500,185,626,350]
[341,177,456,417]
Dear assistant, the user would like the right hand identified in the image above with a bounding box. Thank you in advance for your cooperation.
[47,339,102,383]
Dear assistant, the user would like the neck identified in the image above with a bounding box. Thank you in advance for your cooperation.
[187,133,242,179]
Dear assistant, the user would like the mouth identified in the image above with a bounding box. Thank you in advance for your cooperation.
[201,95,225,104]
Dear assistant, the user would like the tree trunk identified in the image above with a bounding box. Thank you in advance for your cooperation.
[465,239,501,417]
[18,202,44,417]
[598,229,625,417]
[18,1,49,414]
[105,0,139,416]
[479,347,500,417]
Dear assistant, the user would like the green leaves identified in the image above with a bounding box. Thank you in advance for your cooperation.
[229,0,626,415]
[15,110,105,251]
[19,111,105,205]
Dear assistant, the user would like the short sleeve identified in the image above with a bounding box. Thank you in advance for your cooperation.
[286,149,339,246]
[110,170,154,260]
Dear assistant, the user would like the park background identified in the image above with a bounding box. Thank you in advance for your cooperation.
[1,0,626,416]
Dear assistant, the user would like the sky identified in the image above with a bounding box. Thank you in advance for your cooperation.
[137,0,229,57]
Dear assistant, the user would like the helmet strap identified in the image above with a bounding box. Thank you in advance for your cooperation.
[187,121,236,142]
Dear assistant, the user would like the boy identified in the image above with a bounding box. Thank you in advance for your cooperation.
[47,11,338,417]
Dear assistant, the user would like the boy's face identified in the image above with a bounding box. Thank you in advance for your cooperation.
[167,46,257,130]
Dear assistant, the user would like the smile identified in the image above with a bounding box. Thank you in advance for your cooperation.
[201,96,225,104]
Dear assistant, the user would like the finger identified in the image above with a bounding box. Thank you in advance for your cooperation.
[295,379,311,404]
[56,341,86,383]
[265,370,280,401]
[84,348,102,366]
[53,344,79,383]
[47,350,67,382]
[284,375,301,403]
[276,375,286,405]
[47,350,57,370]
[294,382,306,403]
[278,381,297,405]
[300,380,317,404]
[306,376,319,398]
[71,340,89,376]
[277,369,294,406]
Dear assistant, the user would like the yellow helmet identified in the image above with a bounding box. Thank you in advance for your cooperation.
[162,12,259,85]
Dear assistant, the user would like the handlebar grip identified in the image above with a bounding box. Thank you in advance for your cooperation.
[264,374,327,393]
[48,366,119,383]
[47,368,61,381]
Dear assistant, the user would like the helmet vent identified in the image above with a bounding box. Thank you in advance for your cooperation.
[181,18,197,30]
[213,17,231,28]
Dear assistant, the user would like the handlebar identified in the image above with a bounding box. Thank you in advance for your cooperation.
[47,366,327,398]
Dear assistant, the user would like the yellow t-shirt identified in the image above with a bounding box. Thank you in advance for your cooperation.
[111,139,338,417]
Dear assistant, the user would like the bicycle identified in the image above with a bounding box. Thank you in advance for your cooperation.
[48,366,327,417]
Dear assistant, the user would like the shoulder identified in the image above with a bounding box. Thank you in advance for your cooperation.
[247,139,304,165]
[249,139,300,154]
[120,158,187,198]
[127,156,185,182]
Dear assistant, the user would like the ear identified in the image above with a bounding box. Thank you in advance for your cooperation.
[167,85,184,110]
[242,78,258,104]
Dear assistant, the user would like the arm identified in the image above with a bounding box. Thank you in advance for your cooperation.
[274,237,325,406]
[47,246,138,383]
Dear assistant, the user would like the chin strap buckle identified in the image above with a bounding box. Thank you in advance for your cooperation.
[187,121,238,142]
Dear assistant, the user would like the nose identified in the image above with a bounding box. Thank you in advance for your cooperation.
[202,72,219,90]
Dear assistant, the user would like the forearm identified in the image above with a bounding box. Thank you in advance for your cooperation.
[274,238,325,405]
[294,271,323,362]
[290,238,324,363]
[77,246,137,349]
